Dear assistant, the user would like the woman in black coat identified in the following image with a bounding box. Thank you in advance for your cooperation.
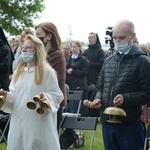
[84,32,105,85]
[0,27,14,90]
[66,42,89,91]
[0,26,14,141]
[83,32,105,117]
[65,40,89,116]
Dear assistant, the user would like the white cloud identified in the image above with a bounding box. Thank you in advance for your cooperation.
[34,0,150,44]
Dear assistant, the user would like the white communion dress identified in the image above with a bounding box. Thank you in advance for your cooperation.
[1,66,63,150]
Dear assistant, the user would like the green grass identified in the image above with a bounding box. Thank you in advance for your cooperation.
[0,142,6,150]
[0,119,104,150]
[77,121,104,150]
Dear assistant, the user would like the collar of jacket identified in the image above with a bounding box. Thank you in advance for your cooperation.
[70,53,83,60]
[113,44,147,61]
[88,43,100,49]
[114,43,146,56]
[47,48,61,55]
[128,43,147,56]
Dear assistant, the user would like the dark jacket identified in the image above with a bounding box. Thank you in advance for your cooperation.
[0,41,12,90]
[84,44,105,85]
[95,44,150,123]
[66,54,89,91]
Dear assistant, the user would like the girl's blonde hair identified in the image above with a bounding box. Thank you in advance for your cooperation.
[14,34,51,85]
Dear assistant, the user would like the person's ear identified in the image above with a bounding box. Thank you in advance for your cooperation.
[48,34,52,40]
[132,33,136,40]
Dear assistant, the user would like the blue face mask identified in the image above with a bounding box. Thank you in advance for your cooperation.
[114,41,131,53]
[21,52,35,63]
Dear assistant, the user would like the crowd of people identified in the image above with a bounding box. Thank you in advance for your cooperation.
[0,18,150,150]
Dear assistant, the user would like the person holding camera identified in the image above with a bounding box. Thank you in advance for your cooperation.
[92,19,150,150]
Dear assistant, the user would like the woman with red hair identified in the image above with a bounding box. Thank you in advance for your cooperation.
[35,22,67,130]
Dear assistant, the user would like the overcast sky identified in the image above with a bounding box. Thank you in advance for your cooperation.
[34,0,150,44]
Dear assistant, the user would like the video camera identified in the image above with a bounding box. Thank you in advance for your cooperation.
[105,26,114,51]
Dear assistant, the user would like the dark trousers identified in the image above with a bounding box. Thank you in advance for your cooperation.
[102,122,144,150]
[57,107,63,130]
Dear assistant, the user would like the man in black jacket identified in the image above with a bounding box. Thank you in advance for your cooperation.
[92,19,150,150]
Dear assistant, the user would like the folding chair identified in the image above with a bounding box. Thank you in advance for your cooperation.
[60,116,98,150]
[0,112,11,144]
[144,107,150,150]
[63,90,84,117]
[144,124,150,150]
[60,90,84,149]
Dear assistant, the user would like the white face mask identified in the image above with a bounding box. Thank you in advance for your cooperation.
[21,52,35,63]
[114,41,131,53]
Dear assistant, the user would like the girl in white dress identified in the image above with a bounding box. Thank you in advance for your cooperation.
[0,34,63,150]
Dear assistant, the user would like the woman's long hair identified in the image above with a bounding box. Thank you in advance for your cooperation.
[14,34,51,85]
[35,22,61,50]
